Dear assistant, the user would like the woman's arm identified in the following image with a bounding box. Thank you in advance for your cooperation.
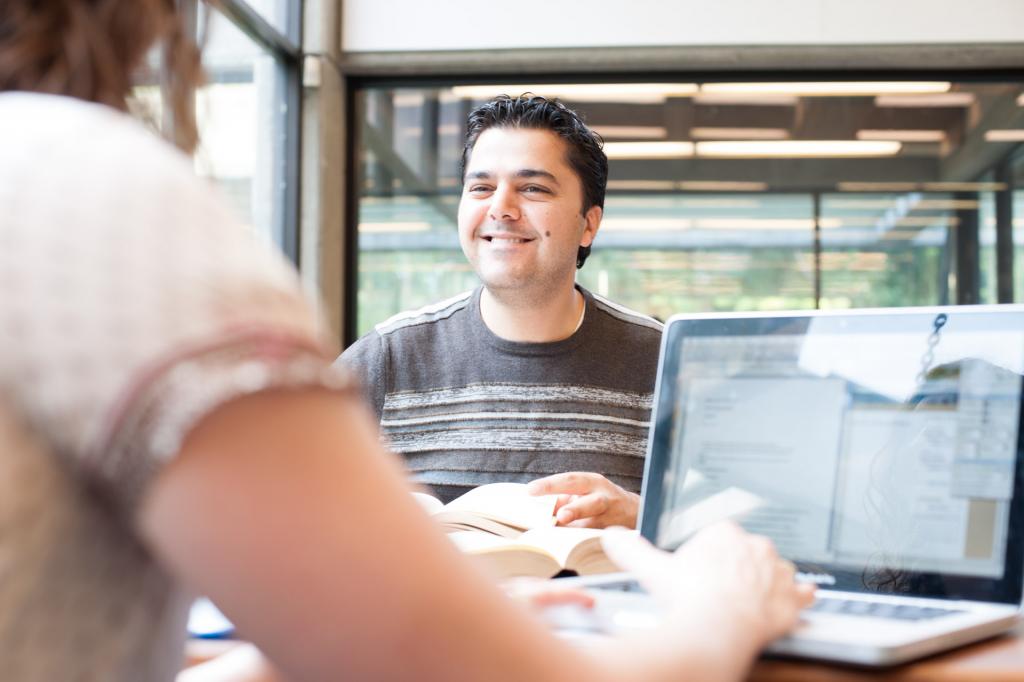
[141,388,811,682]
[140,388,598,681]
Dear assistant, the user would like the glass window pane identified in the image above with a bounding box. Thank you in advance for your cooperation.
[129,47,164,136]
[196,5,285,244]
[242,0,292,37]
[354,80,1024,336]
[979,188,997,305]
[358,194,473,336]
[1015,189,1024,303]
[820,193,961,308]
[578,193,815,320]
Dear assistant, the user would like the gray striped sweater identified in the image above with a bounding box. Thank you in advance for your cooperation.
[339,285,663,502]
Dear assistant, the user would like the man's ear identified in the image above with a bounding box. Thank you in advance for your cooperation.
[580,205,602,248]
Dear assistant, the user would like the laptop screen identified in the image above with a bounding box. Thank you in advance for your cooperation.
[640,306,1024,604]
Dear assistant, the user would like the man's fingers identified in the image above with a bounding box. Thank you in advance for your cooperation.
[555,492,608,525]
[552,494,574,514]
[528,472,599,496]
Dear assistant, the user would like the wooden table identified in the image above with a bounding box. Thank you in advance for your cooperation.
[750,621,1024,681]
[186,623,1024,680]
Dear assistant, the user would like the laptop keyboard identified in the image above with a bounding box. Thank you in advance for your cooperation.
[807,597,964,621]
[592,580,964,621]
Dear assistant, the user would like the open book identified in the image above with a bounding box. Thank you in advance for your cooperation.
[413,482,619,579]
[449,526,618,579]
[413,482,559,537]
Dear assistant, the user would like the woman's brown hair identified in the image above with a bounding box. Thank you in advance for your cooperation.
[0,0,204,153]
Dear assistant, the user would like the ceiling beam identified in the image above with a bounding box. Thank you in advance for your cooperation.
[608,156,940,191]
[341,44,1024,78]
[940,90,1024,181]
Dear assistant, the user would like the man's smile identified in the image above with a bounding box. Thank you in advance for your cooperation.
[480,232,537,245]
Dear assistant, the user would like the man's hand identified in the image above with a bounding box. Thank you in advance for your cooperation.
[527,472,639,529]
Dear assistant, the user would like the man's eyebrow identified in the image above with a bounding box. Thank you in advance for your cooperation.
[515,168,559,184]
[463,168,560,184]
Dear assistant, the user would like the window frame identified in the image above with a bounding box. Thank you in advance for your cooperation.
[175,0,304,263]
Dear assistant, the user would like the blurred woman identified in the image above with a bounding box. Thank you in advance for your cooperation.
[0,2,813,680]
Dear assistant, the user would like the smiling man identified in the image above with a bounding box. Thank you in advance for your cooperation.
[339,95,662,529]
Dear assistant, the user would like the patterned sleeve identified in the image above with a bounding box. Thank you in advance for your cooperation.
[0,105,355,513]
[337,331,388,422]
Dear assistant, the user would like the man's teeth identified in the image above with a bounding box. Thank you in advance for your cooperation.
[487,236,529,243]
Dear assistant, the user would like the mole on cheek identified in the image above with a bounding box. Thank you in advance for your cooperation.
[545,231,551,237]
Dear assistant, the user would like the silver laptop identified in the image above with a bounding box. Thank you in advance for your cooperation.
[563,305,1024,666]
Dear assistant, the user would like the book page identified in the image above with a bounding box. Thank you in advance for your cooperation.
[411,491,444,515]
[448,530,562,579]
[439,517,524,538]
[518,527,617,575]
[439,482,558,530]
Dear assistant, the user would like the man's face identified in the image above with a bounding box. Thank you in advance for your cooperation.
[457,127,601,301]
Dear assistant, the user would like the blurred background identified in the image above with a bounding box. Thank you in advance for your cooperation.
[145,0,1024,343]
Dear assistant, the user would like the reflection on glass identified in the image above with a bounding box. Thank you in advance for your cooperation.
[657,309,1023,595]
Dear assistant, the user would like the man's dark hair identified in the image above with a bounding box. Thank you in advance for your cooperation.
[460,94,607,269]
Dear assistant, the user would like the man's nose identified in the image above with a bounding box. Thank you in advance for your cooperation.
[487,185,520,221]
